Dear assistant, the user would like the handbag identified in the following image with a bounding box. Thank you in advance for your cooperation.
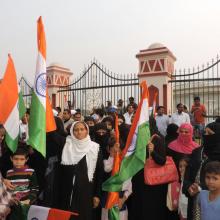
[144,153,179,185]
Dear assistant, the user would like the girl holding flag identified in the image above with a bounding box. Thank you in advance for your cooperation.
[101,137,132,220]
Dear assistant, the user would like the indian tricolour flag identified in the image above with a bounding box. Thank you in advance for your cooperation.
[102,81,151,219]
[27,16,56,157]
[27,205,77,220]
[0,55,25,152]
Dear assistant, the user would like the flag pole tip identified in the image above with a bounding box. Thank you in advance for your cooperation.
[38,16,42,22]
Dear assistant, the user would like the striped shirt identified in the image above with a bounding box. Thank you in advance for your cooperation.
[6,166,38,204]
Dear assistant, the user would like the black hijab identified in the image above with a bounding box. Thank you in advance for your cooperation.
[94,123,110,159]
[84,116,96,139]
[118,114,129,148]
[165,123,179,146]
[203,121,220,161]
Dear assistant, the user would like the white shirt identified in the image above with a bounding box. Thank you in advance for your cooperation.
[123,112,133,125]
[170,112,190,127]
[155,114,170,136]
[64,118,74,131]
[178,182,188,218]
[19,122,29,142]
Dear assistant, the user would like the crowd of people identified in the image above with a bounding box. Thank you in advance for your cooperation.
[0,95,220,220]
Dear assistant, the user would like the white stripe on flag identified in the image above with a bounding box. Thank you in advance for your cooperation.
[138,99,149,126]
[28,205,49,220]
[34,52,46,109]
[4,100,19,139]
[126,99,149,157]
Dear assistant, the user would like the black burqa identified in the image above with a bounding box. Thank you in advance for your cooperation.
[55,122,103,220]
[203,121,220,161]
[130,116,168,220]
[43,116,67,207]
[165,123,179,147]
[118,114,130,148]
[93,123,110,159]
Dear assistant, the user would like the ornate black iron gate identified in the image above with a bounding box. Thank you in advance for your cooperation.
[169,56,220,121]
[57,61,140,115]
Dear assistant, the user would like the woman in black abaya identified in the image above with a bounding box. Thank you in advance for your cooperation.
[94,123,110,159]
[58,121,103,220]
[131,116,168,220]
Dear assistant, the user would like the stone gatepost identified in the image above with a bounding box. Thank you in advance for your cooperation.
[136,43,176,114]
[47,63,73,109]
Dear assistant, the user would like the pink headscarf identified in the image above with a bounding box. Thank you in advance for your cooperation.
[168,123,199,154]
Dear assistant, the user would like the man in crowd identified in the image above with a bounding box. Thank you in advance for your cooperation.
[155,106,169,137]
[55,106,62,118]
[128,97,138,110]
[105,101,112,113]
[117,99,125,115]
[62,109,74,132]
[124,104,134,125]
[170,103,190,126]
[73,110,82,122]
[191,96,206,137]
[19,113,29,144]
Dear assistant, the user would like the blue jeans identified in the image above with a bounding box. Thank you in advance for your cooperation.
[194,124,205,138]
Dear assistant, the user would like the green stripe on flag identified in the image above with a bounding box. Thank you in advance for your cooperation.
[5,133,18,153]
[103,122,150,192]
[27,91,46,157]
[108,206,120,220]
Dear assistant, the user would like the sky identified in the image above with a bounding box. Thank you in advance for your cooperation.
[0,0,220,84]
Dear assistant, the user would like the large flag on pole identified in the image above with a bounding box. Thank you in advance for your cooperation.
[102,81,151,209]
[0,55,25,152]
[27,16,56,157]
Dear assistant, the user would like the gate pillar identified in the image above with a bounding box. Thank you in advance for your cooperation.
[136,43,176,114]
[47,63,73,109]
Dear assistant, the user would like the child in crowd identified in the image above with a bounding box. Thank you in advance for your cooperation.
[101,137,132,220]
[178,157,190,220]
[6,147,39,219]
[198,161,220,220]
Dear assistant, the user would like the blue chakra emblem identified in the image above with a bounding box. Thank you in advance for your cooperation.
[31,218,38,220]
[36,73,46,97]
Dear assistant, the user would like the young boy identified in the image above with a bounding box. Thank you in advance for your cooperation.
[101,137,132,220]
[198,161,220,220]
[6,147,39,205]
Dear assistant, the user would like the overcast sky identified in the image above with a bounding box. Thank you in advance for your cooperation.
[0,0,220,84]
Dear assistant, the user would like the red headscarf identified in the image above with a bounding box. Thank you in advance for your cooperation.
[168,123,199,154]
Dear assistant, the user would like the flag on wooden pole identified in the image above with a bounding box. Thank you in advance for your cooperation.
[27,16,56,157]
[0,54,25,152]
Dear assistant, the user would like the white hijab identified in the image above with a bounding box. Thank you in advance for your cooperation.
[61,121,100,182]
